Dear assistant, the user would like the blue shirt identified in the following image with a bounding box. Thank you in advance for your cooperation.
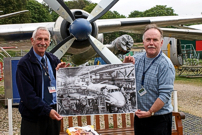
[134,51,175,115]
[33,50,57,105]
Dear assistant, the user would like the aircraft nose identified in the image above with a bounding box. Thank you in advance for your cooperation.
[109,92,126,107]
[69,18,92,41]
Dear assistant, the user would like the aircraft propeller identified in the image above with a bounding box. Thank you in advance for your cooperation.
[44,0,121,64]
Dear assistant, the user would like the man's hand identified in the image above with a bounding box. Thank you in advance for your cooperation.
[56,62,71,70]
[135,109,151,118]
[123,54,135,64]
[49,109,63,121]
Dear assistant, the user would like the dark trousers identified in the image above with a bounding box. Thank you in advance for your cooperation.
[21,116,61,135]
[134,112,172,135]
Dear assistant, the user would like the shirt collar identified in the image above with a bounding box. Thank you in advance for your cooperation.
[33,49,46,62]
[144,50,162,60]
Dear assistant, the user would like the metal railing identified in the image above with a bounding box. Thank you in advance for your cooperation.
[181,44,200,66]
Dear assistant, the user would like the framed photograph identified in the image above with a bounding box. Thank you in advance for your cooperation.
[56,63,137,116]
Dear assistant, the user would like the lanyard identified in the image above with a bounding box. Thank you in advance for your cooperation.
[141,51,162,86]
[40,57,51,81]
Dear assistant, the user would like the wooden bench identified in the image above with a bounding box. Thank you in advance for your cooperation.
[60,111,185,135]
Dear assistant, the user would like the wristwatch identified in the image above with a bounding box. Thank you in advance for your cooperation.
[149,109,154,116]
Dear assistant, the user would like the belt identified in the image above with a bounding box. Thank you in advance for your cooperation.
[50,104,57,110]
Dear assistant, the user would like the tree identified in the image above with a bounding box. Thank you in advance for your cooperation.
[111,11,126,18]
[83,2,96,13]
[101,11,126,19]
[65,0,91,9]
[26,0,52,23]
[50,11,59,22]
[129,5,177,18]
[0,0,31,24]
[128,11,143,18]
[143,5,177,17]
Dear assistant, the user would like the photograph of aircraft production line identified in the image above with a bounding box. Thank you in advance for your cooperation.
[56,63,136,116]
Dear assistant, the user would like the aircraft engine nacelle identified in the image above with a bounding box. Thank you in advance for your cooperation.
[51,9,99,55]
[162,37,183,66]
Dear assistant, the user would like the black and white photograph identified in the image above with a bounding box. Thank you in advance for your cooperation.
[56,63,137,116]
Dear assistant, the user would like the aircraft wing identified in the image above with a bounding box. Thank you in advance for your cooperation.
[160,28,202,40]
[96,16,202,40]
[186,24,202,30]
[0,10,29,19]
[1,16,202,41]
[0,22,54,41]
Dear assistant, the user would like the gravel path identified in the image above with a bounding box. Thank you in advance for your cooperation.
[174,83,202,118]
[0,83,201,135]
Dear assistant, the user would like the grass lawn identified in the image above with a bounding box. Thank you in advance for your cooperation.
[0,86,4,95]
[175,75,202,86]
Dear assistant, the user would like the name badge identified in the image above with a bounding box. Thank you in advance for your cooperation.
[138,87,147,96]
[48,87,56,93]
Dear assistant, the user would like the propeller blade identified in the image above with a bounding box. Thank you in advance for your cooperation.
[50,35,76,59]
[88,35,122,64]
[44,0,75,23]
[87,0,119,23]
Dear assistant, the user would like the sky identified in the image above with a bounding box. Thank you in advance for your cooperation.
[36,0,202,17]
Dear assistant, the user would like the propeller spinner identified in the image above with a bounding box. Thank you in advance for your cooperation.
[45,0,121,64]
[69,18,92,40]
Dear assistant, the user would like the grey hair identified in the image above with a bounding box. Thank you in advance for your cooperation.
[142,24,163,41]
[32,27,51,40]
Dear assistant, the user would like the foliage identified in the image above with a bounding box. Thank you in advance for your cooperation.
[50,10,59,22]
[65,0,91,9]
[129,5,177,18]
[26,0,52,22]
[0,0,31,24]
[185,58,200,66]
[0,86,4,95]
[143,5,177,16]
[82,3,96,13]
[0,50,29,61]
[199,59,202,65]
[128,10,143,18]
[101,11,126,19]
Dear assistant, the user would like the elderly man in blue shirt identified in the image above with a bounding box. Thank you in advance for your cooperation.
[124,24,175,135]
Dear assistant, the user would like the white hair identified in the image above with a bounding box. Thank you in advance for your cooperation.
[32,27,51,40]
